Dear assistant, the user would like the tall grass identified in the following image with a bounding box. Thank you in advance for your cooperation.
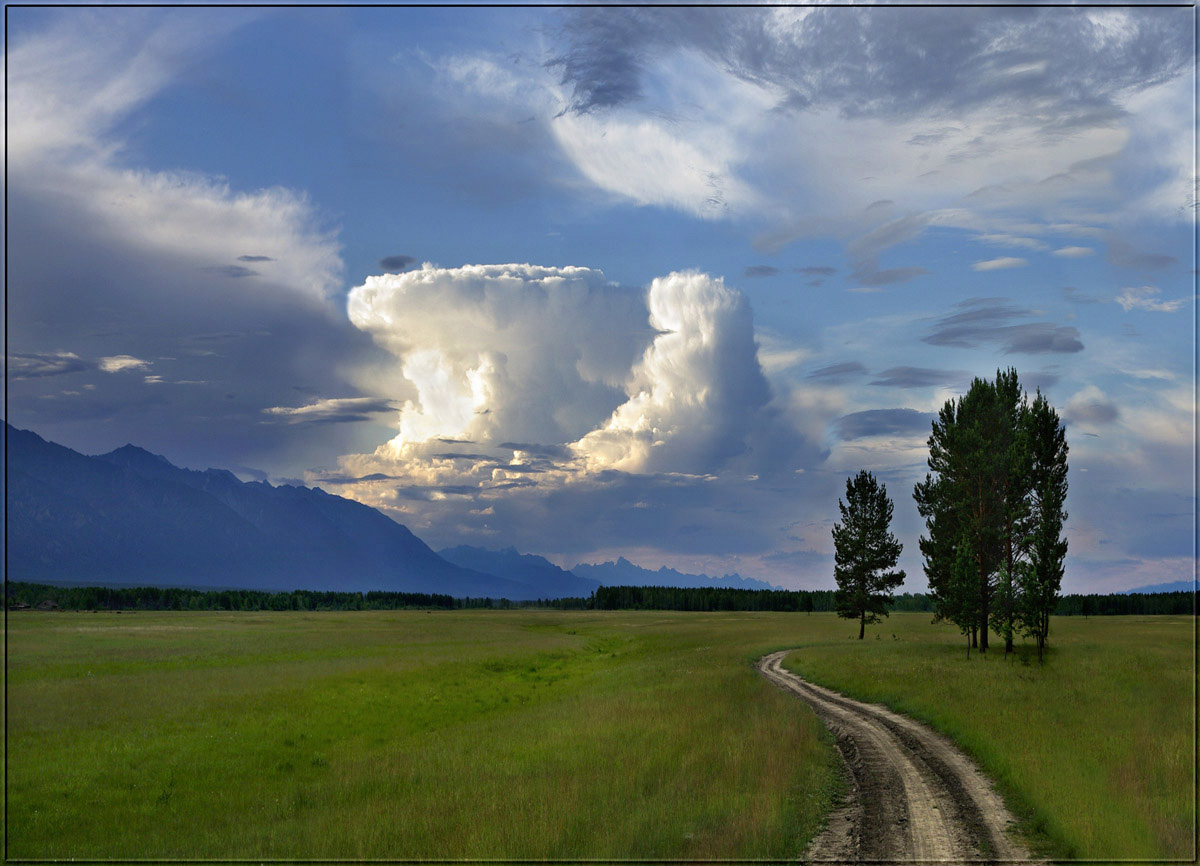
[782,613,1196,859]
[7,610,842,859]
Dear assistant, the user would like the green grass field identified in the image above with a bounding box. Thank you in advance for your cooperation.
[5,609,1193,859]
[784,613,1196,859]
[5,609,843,859]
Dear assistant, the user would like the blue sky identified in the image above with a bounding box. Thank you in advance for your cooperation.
[6,5,1195,592]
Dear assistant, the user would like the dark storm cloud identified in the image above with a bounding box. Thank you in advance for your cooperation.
[379,255,417,272]
[922,299,1083,354]
[546,8,659,114]
[744,265,779,278]
[549,7,1190,128]
[870,367,969,388]
[806,361,867,381]
[835,409,934,441]
[6,180,386,474]
[237,255,275,263]
[7,351,94,380]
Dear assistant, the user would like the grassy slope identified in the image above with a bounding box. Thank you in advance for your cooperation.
[6,610,842,859]
[783,612,1196,859]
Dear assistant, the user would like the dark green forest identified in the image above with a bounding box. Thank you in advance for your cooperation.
[5,581,1194,616]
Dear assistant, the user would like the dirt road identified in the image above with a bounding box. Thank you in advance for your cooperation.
[758,651,1034,862]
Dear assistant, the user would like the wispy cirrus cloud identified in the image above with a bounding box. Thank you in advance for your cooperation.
[1115,286,1192,313]
[972,256,1027,271]
[264,397,398,425]
[6,351,93,380]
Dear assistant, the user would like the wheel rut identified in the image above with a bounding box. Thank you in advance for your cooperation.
[758,650,1035,863]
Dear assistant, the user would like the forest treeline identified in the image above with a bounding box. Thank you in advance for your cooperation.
[4,582,580,612]
[5,581,1194,615]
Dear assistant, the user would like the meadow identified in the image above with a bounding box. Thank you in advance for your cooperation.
[5,609,1193,859]
[6,609,842,859]
[784,614,1196,859]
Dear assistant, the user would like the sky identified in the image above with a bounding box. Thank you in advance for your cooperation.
[5,5,1196,593]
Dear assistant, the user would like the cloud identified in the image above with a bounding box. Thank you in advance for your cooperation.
[5,11,372,476]
[549,8,1191,125]
[1053,246,1095,258]
[345,263,650,450]
[922,299,1084,354]
[573,270,799,476]
[6,351,93,380]
[1063,286,1104,305]
[1065,385,1121,426]
[98,355,152,374]
[379,255,418,272]
[743,265,779,278]
[264,397,398,425]
[795,266,836,276]
[835,409,934,441]
[870,366,969,388]
[845,213,932,286]
[202,264,259,279]
[806,361,866,381]
[1107,239,1177,271]
[972,256,1027,271]
[330,265,824,573]
[1114,286,1191,313]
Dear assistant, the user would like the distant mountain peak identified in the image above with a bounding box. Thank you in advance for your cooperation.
[106,443,172,464]
[7,423,538,599]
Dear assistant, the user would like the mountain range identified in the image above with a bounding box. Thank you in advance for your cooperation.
[569,557,780,591]
[5,424,782,598]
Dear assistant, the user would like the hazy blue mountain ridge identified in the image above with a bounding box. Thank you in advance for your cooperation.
[1123,580,1196,595]
[571,556,781,591]
[6,424,535,597]
[438,545,602,599]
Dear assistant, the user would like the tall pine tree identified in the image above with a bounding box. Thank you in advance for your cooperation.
[1019,391,1069,662]
[833,470,905,639]
[915,369,1066,654]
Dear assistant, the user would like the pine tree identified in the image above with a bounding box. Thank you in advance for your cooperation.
[832,470,905,639]
[989,369,1032,654]
[916,376,1004,649]
[1019,391,1068,663]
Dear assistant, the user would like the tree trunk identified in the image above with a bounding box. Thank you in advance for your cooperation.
[979,559,989,653]
[971,626,977,648]
[859,614,865,640]
[1004,530,1014,654]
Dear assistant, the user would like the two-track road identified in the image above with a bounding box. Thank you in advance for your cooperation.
[758,650,1035,862]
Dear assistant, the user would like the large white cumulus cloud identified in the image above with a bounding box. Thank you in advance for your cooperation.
[331,264,821,558]
[346,263,650,450]
[573,270,771,474]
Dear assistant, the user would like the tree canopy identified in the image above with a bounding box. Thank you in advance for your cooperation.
[913,369,1068,658]
[832,470,905,639]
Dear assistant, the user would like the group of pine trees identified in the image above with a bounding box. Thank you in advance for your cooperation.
[833,368,1069,661]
